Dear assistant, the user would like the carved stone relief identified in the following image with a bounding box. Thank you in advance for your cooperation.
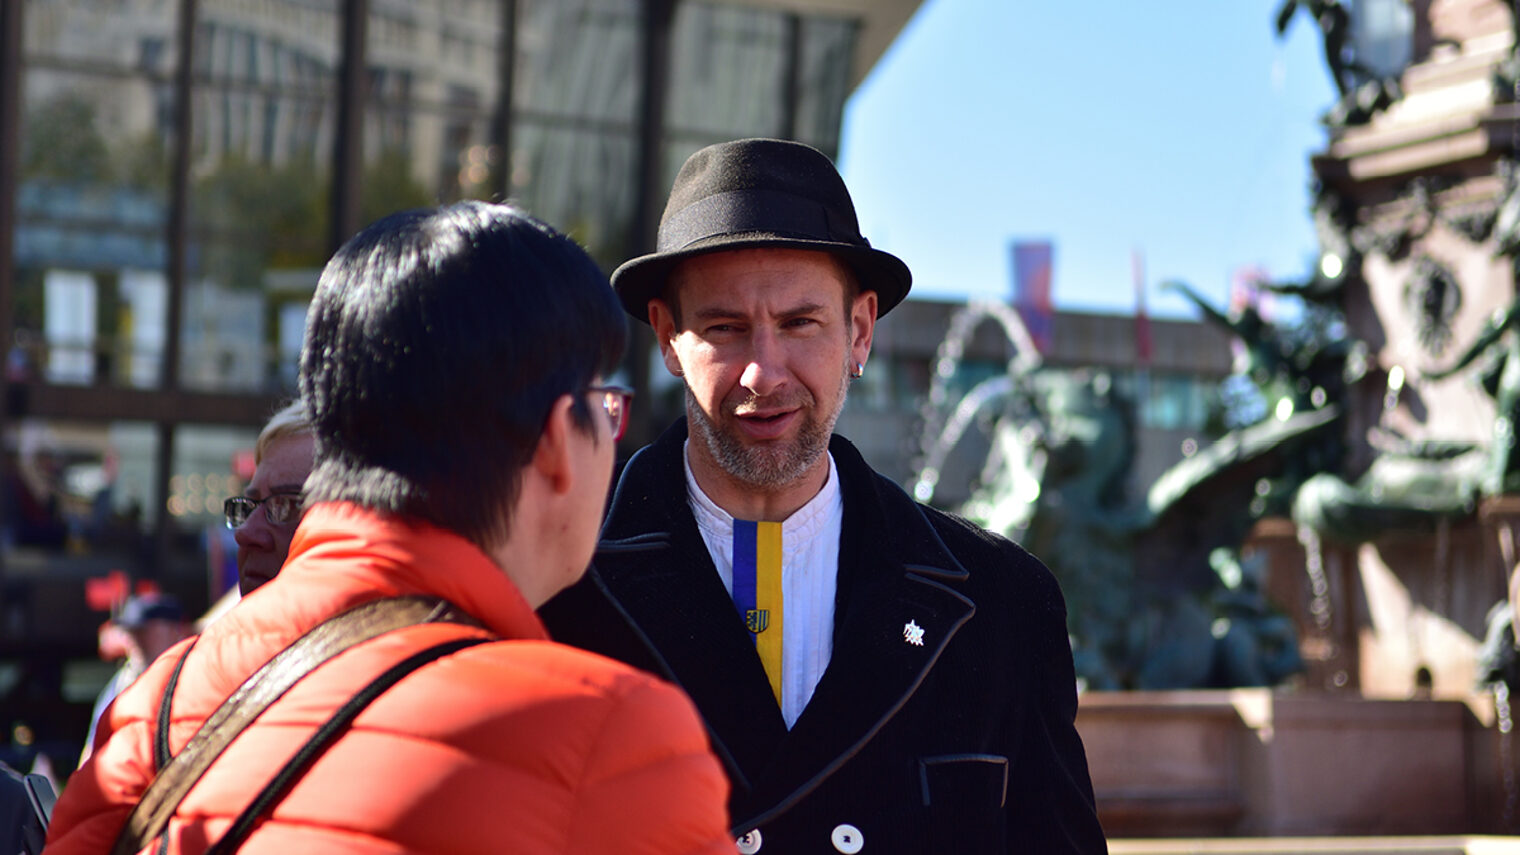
[1404,255,1464,356]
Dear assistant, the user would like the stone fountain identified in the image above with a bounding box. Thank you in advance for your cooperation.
[911,1,1520,840]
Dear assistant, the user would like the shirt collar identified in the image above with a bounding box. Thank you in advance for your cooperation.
[684,440,841,546]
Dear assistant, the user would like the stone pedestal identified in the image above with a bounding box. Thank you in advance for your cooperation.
[1109,836,1517,854]
[1247,512,1504,701]
[1355,521,1498,699]
[1077,690,1503,837]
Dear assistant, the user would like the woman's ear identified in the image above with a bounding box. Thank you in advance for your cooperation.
[529,394,577,494]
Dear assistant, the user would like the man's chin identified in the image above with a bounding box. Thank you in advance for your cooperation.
[719,442,820,490]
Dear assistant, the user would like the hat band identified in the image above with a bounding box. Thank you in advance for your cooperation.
[659,188,863,252]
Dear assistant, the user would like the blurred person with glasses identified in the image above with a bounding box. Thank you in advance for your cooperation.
[225,399,314,595]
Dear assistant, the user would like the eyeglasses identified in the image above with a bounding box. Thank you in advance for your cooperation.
[223,493,303,529]
[587,385,634,442]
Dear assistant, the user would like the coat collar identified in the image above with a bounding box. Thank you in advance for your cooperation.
[593,421,976,827]
[599,420,971,579]
[276,502,550,643]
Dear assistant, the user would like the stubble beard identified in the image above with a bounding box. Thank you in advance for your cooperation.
[686,359,851,491]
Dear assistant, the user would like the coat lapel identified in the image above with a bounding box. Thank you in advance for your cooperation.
[593,426,979,828]
[592,431,787,791]
[732,439,977,827]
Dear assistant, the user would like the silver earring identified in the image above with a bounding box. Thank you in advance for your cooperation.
[850,362,864,379]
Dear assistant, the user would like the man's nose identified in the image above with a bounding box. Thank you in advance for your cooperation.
[739,332,786,397]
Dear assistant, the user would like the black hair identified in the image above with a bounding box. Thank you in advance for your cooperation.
[299,201,627,549]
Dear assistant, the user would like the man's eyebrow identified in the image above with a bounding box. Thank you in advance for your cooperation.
[690,305,744,322]
[779,301,829,317]
[690,301,829,321]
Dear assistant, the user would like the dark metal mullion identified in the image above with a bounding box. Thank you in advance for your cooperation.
[0,1,24,579]
[632,0,674,290]
[490,0,517,202]
[329,0,368,255]
[780,13,801,141]
[625,0,676,449]
[152,0,198,575]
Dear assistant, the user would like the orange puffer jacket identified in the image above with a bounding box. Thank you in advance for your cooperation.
[44,503,732,855]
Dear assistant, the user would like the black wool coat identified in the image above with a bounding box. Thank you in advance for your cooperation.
[540,421,1109,854]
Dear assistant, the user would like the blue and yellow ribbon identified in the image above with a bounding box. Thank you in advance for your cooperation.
[733,519,783,705]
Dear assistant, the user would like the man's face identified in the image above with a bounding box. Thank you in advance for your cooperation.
[650,248,875,506]
[234,433,315,595]
[131,619,189,663]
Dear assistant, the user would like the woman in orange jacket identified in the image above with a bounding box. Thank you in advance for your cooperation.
[44,202,732,855]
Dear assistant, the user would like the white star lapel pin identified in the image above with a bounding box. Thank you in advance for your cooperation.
[903,619,925,646]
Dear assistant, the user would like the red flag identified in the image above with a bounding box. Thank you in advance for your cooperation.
[1133,249,1152,365]
[1011,241,1054,352]
[85,569,130,612]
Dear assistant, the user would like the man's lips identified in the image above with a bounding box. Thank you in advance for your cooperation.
[733,408,799,440]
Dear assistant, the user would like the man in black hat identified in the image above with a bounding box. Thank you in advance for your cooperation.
[541,138,1107,852]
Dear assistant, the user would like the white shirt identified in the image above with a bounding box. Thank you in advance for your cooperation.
[686,444,842,729]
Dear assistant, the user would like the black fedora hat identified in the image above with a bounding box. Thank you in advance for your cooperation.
[611,138,912,322]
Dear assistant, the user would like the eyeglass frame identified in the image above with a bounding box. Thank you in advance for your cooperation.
[223,492,304,529]
[586,385,634,442]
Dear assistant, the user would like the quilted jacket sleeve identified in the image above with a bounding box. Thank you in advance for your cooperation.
[42,638,193,855]
[563,674,733,855]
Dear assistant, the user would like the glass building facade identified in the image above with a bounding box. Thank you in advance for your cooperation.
[0,0,882,761]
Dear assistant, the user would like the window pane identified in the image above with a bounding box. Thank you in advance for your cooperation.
[187,0,339,394]
[366,4,501,208]
[668,4,786,141]
[20,0,177,389]
[793,16,855,154]
[2,419,155,555]
[516,0,640,124]
[511,0,641,257]
[511,124,639,269]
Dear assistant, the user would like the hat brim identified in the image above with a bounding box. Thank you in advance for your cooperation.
[611,233,912,324]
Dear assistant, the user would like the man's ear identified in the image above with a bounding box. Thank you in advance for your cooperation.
[849,289,878,370]
[530,394,577,495]
[647,298,685,378]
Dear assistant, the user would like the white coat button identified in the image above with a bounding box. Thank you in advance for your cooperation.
[831,823,864,853]
[736,829,762,854]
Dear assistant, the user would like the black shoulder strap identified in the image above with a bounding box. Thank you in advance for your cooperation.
[154,639,198,772]
[113,596,485,855]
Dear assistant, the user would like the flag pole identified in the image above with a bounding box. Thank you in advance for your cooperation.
[1133,248,1152,418]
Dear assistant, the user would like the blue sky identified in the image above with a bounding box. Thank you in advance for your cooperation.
[837,0,1338,318]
